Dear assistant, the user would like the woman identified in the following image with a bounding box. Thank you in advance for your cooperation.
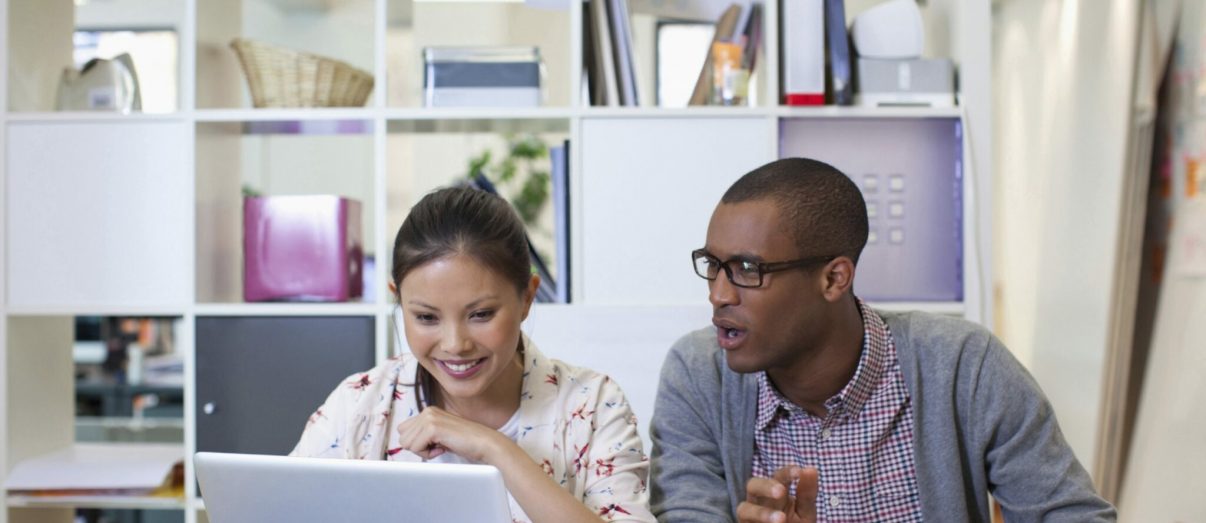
[292,187,654,523]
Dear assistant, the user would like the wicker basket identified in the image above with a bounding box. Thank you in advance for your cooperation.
[230,38,374,108]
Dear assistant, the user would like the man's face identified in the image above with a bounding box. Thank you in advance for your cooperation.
[703,199,827,374]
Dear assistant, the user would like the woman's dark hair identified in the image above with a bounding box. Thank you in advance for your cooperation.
[392,186,532,410]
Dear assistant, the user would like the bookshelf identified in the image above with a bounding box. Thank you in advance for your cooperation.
[0,1,990,522]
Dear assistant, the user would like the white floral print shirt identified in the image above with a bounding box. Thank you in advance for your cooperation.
[290,336,654,523]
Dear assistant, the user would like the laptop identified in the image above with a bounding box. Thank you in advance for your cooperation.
[194,452,512,523]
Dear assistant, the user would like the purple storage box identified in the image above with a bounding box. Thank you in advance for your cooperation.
[243,195,364,302]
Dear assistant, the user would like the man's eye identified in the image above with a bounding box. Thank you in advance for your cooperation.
[737,261,760,275]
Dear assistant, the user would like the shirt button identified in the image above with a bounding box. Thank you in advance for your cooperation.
[820,428,832,440]
[829,495,842,508]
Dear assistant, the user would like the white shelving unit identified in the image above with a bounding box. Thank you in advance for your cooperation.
[1,1,990,522]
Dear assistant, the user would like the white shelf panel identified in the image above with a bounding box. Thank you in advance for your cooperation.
[5,112,185,123]
[4,106,961,124]
[581,106,960,120]
[869,301,965,316]
[6,494,186,510]
[194,108,375,122]
[579,116,774,304]
[5,305,189,317]
[775,105,962,119]
[196,107,578,123]
[193,302,388,316]
[581,106,778,119]
[382,106,575,121]
[7,120,194,309]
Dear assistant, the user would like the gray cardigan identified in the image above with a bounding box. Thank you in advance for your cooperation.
[649,310,1116,522]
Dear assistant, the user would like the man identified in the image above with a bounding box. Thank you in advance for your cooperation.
[649,158,1114,522]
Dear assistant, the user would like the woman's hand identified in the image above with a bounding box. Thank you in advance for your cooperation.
[394,406,514,464]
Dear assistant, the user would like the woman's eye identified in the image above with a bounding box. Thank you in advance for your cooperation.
[415,313,437,324]
[470,310,495,321]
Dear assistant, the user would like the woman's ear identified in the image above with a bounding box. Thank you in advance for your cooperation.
[388,280,398,299]
[521,274,540,320]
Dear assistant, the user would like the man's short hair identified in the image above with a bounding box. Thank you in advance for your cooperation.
[721,157,869,264]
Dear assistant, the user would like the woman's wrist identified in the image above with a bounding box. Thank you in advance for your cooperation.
[478,434,526,469]
[470,429,518,465]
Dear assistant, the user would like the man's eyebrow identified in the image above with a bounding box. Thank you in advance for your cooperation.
[705,248,766,263]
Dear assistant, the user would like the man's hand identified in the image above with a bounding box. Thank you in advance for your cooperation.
[736,466,819,523]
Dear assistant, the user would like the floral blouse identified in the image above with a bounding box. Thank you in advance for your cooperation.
[290,335,655,523]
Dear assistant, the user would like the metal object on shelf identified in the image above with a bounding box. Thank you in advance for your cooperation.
[55,53,142,113]
[423,46,543,107]
[856,57,956,108]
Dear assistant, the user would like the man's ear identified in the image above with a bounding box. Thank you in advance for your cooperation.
[821,257,855,302]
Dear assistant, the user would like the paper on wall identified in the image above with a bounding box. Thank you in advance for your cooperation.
[1172,197,1206,278]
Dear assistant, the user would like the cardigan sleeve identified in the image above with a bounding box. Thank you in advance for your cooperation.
[973,336,1117,521]
[649,337,736,523]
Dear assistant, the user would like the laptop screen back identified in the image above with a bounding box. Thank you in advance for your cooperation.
[194,452,512,523]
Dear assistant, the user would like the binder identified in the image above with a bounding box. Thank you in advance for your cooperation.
[590,0,621,106]
[609,0,639,106]
[583,2,600,105]
[825,0,853,105]
[740,3,764,75]
[782,0,825,105]
[550,142,571,303]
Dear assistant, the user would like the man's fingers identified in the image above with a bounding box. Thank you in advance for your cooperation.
[793,467,819,521]
[771,466,802,487]
[736,501,788,523]
[745,477,789,511]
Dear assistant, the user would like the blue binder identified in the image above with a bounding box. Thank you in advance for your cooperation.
[826,0,854,105]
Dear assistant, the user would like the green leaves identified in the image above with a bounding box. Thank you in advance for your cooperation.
[466,133,551,226]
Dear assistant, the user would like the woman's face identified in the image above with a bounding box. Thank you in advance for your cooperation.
[397,253,537,406]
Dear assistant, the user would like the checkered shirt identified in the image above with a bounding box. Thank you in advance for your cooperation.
[752,300,922,521]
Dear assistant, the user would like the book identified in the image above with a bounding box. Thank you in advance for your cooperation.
[590,0,621,106]
[740,3,764,76]
[609,0,639,106]
[582,2,601,105]
[688,3,743,106]
[550,141,571,303]
[825,0,853,105]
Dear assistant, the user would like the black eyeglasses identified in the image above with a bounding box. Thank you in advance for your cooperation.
[691,249,837,289]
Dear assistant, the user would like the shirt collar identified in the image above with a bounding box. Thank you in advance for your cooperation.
[516,333,558,409]
[754,298,892,429]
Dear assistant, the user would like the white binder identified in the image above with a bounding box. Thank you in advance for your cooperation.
[781,0,825,106]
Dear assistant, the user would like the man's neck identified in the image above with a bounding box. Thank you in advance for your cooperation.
[766,298,865,418]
